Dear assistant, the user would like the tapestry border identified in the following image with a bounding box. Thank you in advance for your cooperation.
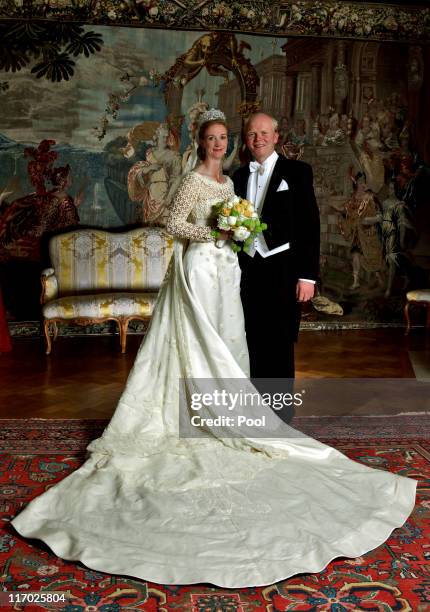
[1,1,430,44]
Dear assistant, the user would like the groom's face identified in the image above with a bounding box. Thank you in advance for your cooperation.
[245,114,279,163]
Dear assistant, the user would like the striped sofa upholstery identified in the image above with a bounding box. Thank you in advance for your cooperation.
[41,227,174,354]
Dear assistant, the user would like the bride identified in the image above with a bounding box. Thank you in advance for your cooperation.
[11,109,416,588]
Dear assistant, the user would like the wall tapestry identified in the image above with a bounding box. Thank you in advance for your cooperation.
[0,22,429,327]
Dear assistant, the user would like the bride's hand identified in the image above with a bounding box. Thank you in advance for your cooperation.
[218,230,232,241]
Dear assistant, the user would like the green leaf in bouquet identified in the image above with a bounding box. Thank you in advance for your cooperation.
[230,209,240,217]
[212,202,224,215]
[231,242,241,253]
[211,229,220,238]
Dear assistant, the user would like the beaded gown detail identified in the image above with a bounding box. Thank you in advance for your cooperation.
[11,172,416,588]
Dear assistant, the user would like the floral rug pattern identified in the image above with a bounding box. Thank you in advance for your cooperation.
[0,418,429,611]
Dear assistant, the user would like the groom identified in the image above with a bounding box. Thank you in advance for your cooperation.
[233,112,320,379]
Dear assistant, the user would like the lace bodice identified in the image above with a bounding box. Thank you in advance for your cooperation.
[166,171,235,241]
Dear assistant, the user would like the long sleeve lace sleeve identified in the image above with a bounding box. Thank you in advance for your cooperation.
[166,173,214,242]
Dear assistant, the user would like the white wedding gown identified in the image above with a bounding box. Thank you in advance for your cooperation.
[12,172,417,588]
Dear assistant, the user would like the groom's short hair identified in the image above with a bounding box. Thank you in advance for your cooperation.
[244,112,279,133]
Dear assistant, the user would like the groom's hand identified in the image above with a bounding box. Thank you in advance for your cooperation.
[296,280,315,302]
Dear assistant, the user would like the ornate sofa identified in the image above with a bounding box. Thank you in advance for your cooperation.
[404,289,430,335]
[41,227,174,354]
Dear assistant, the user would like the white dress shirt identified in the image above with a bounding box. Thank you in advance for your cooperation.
[246,151,290,258]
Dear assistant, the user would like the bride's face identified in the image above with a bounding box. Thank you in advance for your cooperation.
[200,123,228,161]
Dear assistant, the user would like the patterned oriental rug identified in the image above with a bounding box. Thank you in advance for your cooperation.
[0,418,429,611]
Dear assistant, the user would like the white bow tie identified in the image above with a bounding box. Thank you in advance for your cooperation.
[249,161,266,175]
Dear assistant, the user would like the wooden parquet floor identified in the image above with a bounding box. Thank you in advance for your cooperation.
[1,329,429,419]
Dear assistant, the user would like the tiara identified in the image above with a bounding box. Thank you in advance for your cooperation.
[197,108,226,127]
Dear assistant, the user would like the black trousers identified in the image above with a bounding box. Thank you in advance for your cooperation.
[239,250,300,380]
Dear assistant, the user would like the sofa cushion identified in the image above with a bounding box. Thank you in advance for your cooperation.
[406,289,430,302]
[49,228,173,296]
[43,292,158,319]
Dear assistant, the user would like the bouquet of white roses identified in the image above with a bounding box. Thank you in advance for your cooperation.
[211,195,267,253]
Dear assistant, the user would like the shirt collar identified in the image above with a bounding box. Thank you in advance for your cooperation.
[260,150,278,173]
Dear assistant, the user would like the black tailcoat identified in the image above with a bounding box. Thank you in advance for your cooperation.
[233,155,320,378]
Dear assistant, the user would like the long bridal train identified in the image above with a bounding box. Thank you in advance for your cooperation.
[11,173,417,588]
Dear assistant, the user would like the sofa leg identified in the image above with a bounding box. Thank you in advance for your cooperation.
[52,322,58,342]
[44,320,52,354]
[119,318,129,354]
[404,302,411,336]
